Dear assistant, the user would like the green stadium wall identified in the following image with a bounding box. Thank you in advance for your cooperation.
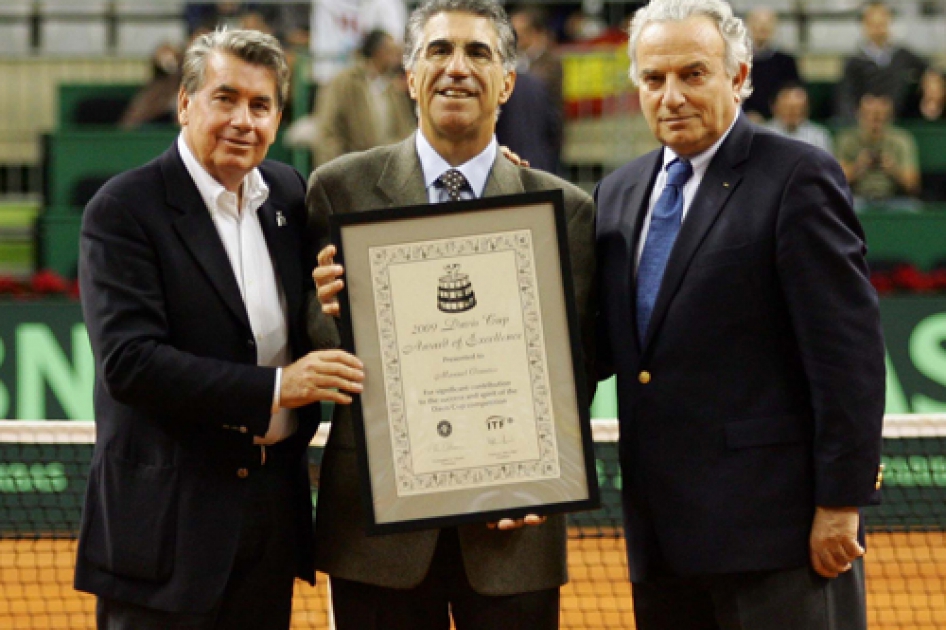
[0,297,942,420]
[0,298,944,534]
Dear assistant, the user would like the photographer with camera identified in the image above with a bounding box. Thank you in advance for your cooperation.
[836,92,921,211]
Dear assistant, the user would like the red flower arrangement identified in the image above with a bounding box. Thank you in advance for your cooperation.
[0,270,79,300]
[869,263,946,295]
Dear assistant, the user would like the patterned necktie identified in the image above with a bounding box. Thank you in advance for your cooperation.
[438,169,469,202]
[636,158,693,342]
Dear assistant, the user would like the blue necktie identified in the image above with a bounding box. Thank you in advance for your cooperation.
[636,158,693,342]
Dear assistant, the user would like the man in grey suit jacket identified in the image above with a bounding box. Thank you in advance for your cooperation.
[306,0,595,627]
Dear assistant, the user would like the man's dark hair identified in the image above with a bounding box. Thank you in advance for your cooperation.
[511,5,549,33]
[403,0,518,73]
[770,81,808,105]
[181,28,290,110]
[360,29,392,59]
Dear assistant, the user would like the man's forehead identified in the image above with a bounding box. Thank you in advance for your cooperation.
[638,19,725,66]
[205,52,277,96]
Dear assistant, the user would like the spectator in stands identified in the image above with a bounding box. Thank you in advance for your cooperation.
[742,7,800,122]
[561,9,608,43]
[510,6,564,118]
[766,82,833,154]
[74,29,364,629]
[917,68,946,121]
[186,2,309,47]
[119,41,183,129]
[257,3,310,50]
[495,69,561,173]
[835,1,928,122]
[311,28,416,167]
[186,1,246,34]
[498,6,565,173]
[837,92,921,210]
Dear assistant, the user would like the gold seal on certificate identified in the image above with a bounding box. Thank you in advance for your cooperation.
[331,191,598,534]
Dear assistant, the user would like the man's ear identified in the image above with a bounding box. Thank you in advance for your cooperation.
[732,62,749,103]
[499,69,516,105]
[407,70,418,100]
[177,86,190,126]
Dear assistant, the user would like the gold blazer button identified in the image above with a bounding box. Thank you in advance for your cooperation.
[639,371,651,384]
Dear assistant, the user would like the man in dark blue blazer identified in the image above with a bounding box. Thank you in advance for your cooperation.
[594,1,885,628]
[74,29,364,629]
[495,70,562,174]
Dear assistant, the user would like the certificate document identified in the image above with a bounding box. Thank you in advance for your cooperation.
[331,191,598,534]
[370,230,560,497]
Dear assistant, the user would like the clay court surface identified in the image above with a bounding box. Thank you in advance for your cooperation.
[1,531,943,629]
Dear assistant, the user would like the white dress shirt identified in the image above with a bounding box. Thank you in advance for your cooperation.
[177,135,296,444]
[416,130,497,202]
[636,114,739,269]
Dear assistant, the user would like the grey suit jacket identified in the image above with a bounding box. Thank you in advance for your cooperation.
[305,134,595,595]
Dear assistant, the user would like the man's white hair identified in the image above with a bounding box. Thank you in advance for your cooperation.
[627,0,754,100]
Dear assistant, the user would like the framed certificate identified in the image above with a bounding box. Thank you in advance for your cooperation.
[330,190,599,535]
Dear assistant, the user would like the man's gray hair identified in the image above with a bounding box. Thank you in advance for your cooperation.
[403,0,518,73]
[181,28,291,110]
[627,0,753,100]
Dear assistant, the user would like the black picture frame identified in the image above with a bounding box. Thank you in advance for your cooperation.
[330,190,599,535]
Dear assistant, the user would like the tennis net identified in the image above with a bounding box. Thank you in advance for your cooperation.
[1,416,944,629]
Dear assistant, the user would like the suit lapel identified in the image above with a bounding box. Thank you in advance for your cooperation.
[375,134,430,206]
[644,116,753,349]
[483,152,526,197]
[258,198,302,324]
[162,145,251,331]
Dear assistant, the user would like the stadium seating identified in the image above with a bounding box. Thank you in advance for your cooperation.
[58,83,141,128]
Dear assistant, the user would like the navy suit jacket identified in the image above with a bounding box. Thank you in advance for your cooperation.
[595,115,885,582]
[495,70,562,174]
[74,144,320,612]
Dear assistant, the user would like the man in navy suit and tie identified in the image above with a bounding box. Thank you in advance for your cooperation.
[594,1,886,628]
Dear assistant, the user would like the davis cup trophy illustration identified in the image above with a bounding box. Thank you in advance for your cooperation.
[437,264,477,313]
[330,191,598,534]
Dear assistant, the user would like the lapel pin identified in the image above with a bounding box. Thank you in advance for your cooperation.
[276,210,287,227]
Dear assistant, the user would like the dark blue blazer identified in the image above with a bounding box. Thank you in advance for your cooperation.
[595,115,885,582]
[74,144,320,612]
[495,70,562,174]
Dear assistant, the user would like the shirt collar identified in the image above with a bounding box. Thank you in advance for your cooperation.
[861,41,893,65]
[753,46,776,62]
[177,133,269,216]
[415,130,497,199]
[660,111,739,176]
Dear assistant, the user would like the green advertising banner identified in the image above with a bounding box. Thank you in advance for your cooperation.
[879,297,946,414]
[0,297,945,535]
[0,301,91,421]
[0,297,944,421]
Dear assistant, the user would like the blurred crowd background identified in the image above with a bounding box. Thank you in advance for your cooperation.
[1,0,946,280]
